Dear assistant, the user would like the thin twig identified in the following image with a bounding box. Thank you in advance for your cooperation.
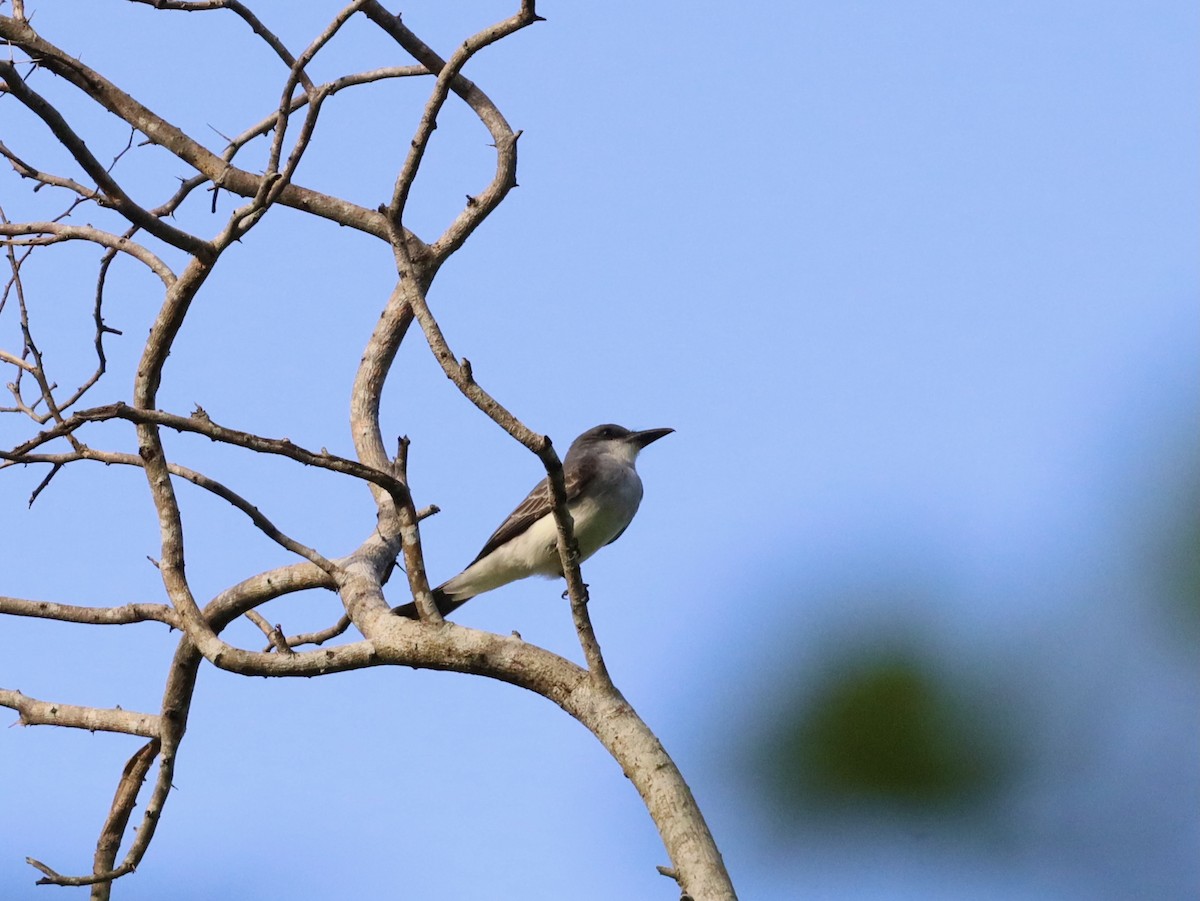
[0,62,213,259]
[363,0,541,263]
[244,610,295,654]
[0,19,395,241]
[273,614,351,651]
[11,447,340,574]
[2,403,411,511]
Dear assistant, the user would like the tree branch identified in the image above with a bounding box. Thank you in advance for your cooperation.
[0,222,176,286]
[0,595,179,628]
[364,0,540,265]
[3,402,412,511]
[0,61,214,259]
[271,613,351,652]
[0,4,736,897]
[0,690,160,738]
[11,448,340,575]
[0,16,400,241]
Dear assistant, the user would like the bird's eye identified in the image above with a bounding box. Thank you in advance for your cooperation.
[601,427,615,438]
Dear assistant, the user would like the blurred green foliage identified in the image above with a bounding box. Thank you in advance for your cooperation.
[757,649,1010,814]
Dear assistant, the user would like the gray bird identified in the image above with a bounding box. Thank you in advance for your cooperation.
[392,424,673,619]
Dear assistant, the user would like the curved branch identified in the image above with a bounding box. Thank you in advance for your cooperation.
[341,275,446,623]
[0,62,213,259]
[272,613,351,651]
[90,739,160,893]
[0,228,79,430]
[0,222,176,286]
[263,0,368,181]
[127,0,318,95]
[0,138,105,204]
[387,261,608,678]
[2,402,413,510]
[161,458,339,575]
[1,5,736,898]
[26,739,159,893]
[38,561,340,892]
[0,17,398,241]
[225,65,427,156]
[362,610,733,900]
[12,448,339,574]
[363,0,540,264]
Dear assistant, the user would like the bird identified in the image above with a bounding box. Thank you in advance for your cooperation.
[392,423,673,619]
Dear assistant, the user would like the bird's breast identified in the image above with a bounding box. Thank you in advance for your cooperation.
[569,466,644,561]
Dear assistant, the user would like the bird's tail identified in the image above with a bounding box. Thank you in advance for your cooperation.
[390,585,472,620]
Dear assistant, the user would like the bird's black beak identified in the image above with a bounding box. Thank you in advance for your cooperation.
[628,427,674,449]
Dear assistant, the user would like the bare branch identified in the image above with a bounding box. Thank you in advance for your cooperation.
[363,1,540,262]
[167,458,339,574]
[91,739,161,894]
[222,65,427,160]
[32,561,343,891]
[202,4,373,245]
[208,561,339,622]
[2,402,413,510]
[67,244,124,414]
[264,1,368,181]
[0,62,214,259]
[0,5,736,897]
[0,138,105,204]
[272,613,351,651]
[25,460,62,506]
[0,225,77,430]
[0,222,176,286]
[244,610,295,655]
[26,740,159,891]
[0,690,160,738]
[0,348,35,372]
[0,18,397,240]
[0,595,179,628]
[10,447,340,575]
[127,0,314,92]
[363,0,608,675]
[398,275,611,681]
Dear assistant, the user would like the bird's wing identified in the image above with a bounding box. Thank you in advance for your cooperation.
[469,461,594,565]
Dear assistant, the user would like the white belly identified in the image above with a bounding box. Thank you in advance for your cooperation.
[444,467,644,600]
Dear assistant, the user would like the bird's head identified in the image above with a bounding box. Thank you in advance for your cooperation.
[566,423,674,466]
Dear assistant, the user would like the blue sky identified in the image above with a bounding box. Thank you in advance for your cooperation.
[1,2,1196,899]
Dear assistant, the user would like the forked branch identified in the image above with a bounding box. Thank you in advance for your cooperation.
[0,3,736,898]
